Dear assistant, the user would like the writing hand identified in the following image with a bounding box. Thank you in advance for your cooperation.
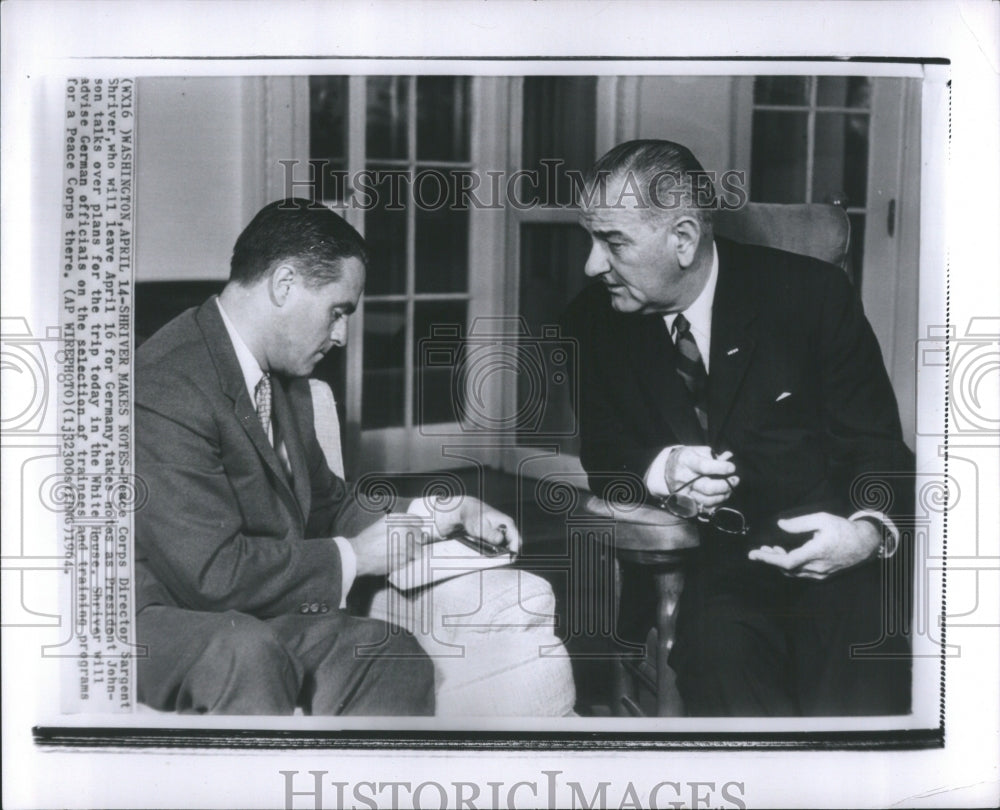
[747,512,881,579]
[429,495,521,555]
[348,515,426,577]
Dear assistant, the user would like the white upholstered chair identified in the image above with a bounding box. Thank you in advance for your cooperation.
[308,380,577,716]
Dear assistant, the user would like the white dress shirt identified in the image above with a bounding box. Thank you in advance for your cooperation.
[216,298,357,604]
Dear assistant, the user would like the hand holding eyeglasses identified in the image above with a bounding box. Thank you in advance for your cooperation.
[663,446,739,509]
[660,447,748,535]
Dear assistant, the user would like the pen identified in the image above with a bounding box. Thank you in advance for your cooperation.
[445,526,509,557]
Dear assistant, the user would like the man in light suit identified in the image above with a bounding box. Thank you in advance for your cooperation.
[564,140,913,715]
[136,199,520,715]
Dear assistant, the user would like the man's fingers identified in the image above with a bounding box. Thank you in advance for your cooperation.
[777,513,830,535]
[747,546,794,569]
[692,491,734,509]
[486,513,520,552]
[748,540,818,571]
[681,447,737,478]
[686,457,737,479]
[691,476,739,497]
[774,542,819,569]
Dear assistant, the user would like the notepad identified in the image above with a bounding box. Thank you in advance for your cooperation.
[388,538,514,591]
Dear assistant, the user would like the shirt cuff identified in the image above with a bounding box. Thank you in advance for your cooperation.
[644,446,680,498]
[331,536,357,608]
[849,510,900,558]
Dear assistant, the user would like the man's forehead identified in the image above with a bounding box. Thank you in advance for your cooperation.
[578,174,648,226]
[578,198,643,231]
[309,257,365,306]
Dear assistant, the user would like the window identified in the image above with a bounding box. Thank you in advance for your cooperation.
[310,76,474,431]
[514,77,598,452]
[751,76,872,285]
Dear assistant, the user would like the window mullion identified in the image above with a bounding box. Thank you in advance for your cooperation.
[404,76,418,432]
[805,77,817,203]
[345,75,367,451]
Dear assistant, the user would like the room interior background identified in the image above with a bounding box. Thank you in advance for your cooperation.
[134,74,921,481]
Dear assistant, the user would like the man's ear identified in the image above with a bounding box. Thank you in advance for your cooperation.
[672,215,702,268]
[269,263,297,306]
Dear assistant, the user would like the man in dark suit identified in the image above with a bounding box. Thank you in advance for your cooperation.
[564,140,913,716]
[135,199,517,715]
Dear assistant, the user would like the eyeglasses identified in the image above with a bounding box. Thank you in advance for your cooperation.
[658,474,749,536]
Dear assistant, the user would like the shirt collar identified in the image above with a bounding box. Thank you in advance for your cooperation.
[664,241,719,342]
[216,297,266,400]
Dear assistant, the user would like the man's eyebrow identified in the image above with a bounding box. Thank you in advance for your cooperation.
[590,228,629,240]
[332,302,357,315]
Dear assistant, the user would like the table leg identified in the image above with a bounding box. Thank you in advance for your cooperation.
[653,565,685,716]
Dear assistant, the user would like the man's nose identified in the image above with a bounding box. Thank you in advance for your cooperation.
[584,242,609,277]
[329,318,348,347]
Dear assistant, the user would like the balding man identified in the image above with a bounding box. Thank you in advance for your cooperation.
[565,140,913,716]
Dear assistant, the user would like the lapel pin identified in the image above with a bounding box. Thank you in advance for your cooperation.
[726,347,740,356]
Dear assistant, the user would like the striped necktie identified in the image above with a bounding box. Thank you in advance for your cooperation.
[255,372,272,440]
[672,313,708,435]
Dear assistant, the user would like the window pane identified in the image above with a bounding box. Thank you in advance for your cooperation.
[517,224,589,448]
[366,76,409,160]
[362,302,406,429]
[310,76,348,160]
[413,300,468,426]
[814,112,869,207]
[416,76,471,162]
[414,170,468,293]
[522,77,597,206]
[363,166,408,295]
[816,76,871,108]
[754,76,810,106]
[309,77,349,203]
[751,111,808,202]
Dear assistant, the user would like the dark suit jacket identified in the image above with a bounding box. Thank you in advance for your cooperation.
[135,298,375,617]
[563,237,914,544]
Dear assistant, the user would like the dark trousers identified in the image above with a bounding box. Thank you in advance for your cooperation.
[668,545,912,716]
[137,605,435,715]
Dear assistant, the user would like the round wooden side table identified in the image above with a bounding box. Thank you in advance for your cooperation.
[583,495,699,716]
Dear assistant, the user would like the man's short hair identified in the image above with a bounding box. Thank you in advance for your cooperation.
[229,198,369,287]
[583,139,716,229]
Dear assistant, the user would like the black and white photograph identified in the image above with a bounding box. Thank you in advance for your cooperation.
[2,1,998,808]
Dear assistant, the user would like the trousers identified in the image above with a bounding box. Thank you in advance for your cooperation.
[668,545,912,716]
[137,605,435,715]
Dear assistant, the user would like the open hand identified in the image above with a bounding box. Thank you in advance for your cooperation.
[748,512,881,579]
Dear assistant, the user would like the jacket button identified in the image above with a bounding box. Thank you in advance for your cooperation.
[309,602,320,613]
[298,603,310,614]
[320,603,330,613]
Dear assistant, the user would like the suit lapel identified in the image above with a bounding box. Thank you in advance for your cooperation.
[628,313,706,446]
[195,299,305,530]
[707,239,758,445]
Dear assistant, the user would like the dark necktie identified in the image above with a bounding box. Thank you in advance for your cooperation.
[672,313,708,435]
[255,372,273,440]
